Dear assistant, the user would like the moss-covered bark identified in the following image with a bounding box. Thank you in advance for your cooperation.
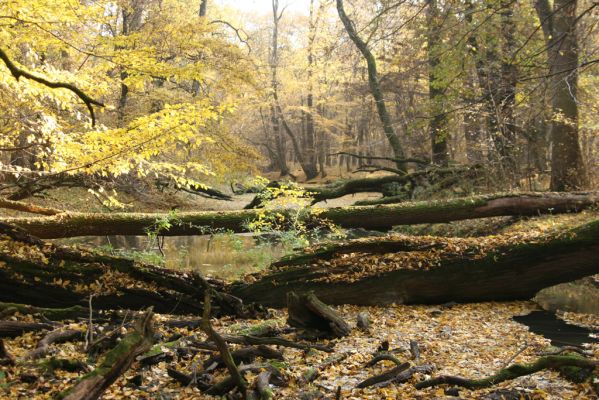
[0,302,86,320]
[2,192,597,238]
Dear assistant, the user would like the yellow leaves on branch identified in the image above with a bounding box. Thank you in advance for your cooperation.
[0,0,259,187]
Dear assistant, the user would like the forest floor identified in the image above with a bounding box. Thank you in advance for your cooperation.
[2,301,597,399]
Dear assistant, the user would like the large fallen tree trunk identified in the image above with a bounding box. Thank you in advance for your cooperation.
[2,192,598,238]
[0,223,249,317]
[230,219,599,307]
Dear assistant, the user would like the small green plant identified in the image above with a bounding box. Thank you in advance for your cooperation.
[243,176,345,259]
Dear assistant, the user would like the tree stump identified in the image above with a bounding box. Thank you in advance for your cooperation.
[287,292,350,338]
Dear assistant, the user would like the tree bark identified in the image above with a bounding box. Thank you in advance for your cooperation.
[3,192,598,238]
[231,218,599,307]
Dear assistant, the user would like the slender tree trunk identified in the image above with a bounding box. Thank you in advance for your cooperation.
[496,0,518,177]
[199,0,208,17]
[270,0,289,178]
[116,1,143,128]
[426,0,449,166]
[304,0,319,180]
[336,0,407,173]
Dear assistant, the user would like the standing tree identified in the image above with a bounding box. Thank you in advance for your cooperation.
[336,0,408,173]
[535,0,588,191]
[426,0,449,166]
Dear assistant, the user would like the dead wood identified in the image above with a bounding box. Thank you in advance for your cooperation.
[60,309,156,400]
[25,328,83,360]
[0,321,55,338]
[287,292,351,338]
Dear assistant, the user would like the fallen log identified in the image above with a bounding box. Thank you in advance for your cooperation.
[309,166,478,204]
[230,218,599,307]
[0,197,63,216]
[59,309,155,400]
[3,192,598,238]
[0,223,245,317]
[0,302,87,320]
[0,321,55,338]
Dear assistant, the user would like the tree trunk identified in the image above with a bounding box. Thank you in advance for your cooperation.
[336,0,407,173]
[3,192,598,238]
[231,218,599,307]
[426,0,449,166]
[270,0,290,178]
[535,0,588,191]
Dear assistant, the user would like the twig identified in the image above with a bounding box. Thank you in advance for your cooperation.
[85,294,95,351]
[221,334,334,353]
[500,342,528,368]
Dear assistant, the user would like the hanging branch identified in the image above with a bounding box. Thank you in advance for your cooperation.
[0,48,104,126]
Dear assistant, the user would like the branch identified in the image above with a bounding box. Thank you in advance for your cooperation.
[0,48,104,126]
[330,152,429,166]
[200,290,248,396]
[0,197,64,216]
[415,355,598,390]
[210,20,252,53]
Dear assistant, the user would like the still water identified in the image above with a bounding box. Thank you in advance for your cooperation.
[60,234,285,280]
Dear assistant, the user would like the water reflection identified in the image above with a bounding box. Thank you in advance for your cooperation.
[60,234,284,281]
[534,277,599,316]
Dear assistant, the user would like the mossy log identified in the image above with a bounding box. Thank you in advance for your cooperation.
[0,302,87,320]
[0,223,246,316]
[0,197,63,216]
[231,219,599,307]
[415,355,598,390]
[59,309,155,400]
[3,192,598,238]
